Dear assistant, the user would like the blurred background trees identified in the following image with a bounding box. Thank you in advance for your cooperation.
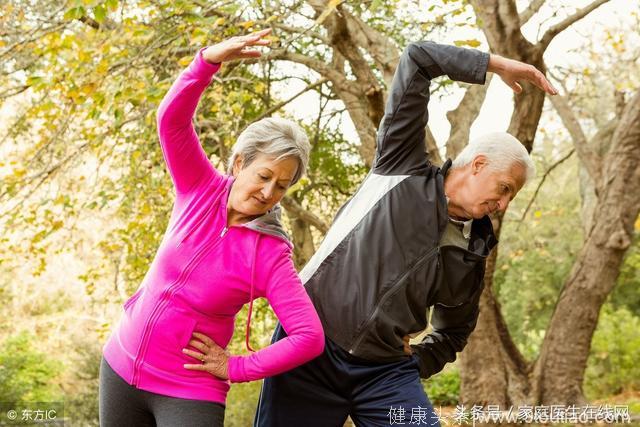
[1,0,638,425]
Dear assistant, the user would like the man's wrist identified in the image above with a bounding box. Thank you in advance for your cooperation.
[487,54,506,74]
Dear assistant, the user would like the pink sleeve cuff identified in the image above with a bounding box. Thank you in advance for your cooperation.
[192,48,221,79]
[227,355,246,383]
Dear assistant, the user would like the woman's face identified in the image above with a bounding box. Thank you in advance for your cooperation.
[228,153,298,220]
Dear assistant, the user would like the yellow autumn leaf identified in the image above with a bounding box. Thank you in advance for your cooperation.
[231,103,242,115]
[534,210,542,218]
[96,60,109,75]
[214,17,226,26]
[239,20,255,29]
[454,39,481,48]
[315,0,344,24]
[80,83,97,95]
[634,215,640,231]
[178,56,192,67]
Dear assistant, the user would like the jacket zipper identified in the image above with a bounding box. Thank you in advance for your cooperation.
[131,225,230,386]
[348,246,440,355]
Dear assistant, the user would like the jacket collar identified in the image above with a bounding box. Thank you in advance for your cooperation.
[244,204,292,247]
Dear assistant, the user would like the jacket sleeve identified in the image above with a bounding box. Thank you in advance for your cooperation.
[373,41,489,176]
[410,281,484,379]
[227,248,325,383]
[156,49,223,195]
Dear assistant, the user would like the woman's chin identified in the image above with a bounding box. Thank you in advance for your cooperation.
[238,204,268,218]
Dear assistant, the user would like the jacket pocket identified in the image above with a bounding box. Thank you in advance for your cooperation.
[349,246,439,356]
[144,306,198,365]
[434,245,485,307]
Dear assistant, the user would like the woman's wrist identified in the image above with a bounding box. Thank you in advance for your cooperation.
[201,46,222,65]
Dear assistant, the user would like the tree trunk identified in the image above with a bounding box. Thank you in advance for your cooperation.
[290,218,316,270]
[459,0,617,407]
[532,90,640,404]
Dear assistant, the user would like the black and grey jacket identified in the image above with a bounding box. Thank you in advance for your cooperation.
[301,41,497,379]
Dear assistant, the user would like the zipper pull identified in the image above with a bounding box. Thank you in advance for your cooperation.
[220,226,228,237]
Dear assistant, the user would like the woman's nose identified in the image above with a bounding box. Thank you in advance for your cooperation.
[261,182,275,200]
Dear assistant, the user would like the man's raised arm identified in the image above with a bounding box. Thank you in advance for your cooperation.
[373,41,489,176]
[373,41,557,176]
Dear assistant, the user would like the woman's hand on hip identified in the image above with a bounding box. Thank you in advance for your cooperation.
[202,28,272,64]
[183,331,230,380]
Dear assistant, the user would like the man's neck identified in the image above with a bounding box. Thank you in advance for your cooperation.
[443,168,472,221]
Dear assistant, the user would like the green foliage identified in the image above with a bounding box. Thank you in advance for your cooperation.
[64,342,102,427]
[225,380,263,426]
[0,332,63,406]
[494,147,583,359]
[609,233,640,314]
[2,0,638,422]
[423,366,461,406]
[584,307,640,399]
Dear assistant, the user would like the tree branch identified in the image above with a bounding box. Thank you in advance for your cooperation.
[280,196,329,233]
[252,78,329,123]
[470,0,523,53]
[518,149,575,224]
[445,74,493,159]
[266,50,350,89]
[549,94,602,185]
[0,84,30,100]
[425,127,443,166]
[610,89,640,149]
[538,0,611,49]
[519,0,546,26]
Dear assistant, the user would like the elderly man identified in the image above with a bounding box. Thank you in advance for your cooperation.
[255,40,556,426]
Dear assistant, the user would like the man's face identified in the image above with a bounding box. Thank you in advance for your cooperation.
[458,156,527,219]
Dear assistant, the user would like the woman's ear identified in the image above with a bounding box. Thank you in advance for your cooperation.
[232,155,244,177]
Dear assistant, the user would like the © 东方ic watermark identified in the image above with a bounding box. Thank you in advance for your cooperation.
[0,402,64,426]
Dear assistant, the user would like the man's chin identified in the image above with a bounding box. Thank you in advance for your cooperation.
[471,209,489,219]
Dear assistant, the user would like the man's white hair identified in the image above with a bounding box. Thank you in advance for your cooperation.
[451,132,536,182]
[227,117,311,185]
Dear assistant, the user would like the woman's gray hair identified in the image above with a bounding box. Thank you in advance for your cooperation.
[451,132,536,182]
[227,117,311,185]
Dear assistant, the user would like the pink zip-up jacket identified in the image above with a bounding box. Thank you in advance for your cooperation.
[102,49,325,404]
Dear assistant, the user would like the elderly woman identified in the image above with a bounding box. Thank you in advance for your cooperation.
[99,29,324,426]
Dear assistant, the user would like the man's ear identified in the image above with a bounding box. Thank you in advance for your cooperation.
[232,155,244,177]
[471,155,488,175]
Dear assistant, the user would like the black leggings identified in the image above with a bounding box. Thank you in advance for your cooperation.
[99,357,225,427]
